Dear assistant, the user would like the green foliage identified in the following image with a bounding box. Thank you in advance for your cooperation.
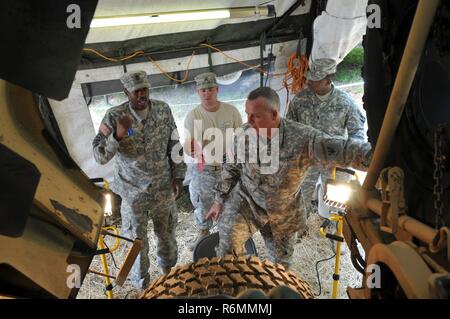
[335,46,364,84]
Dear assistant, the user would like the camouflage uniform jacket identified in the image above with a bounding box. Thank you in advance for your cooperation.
[214,119,371,232]
[93,99,186,198]
[286,85,365,140]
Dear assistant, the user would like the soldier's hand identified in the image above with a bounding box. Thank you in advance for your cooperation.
[189,139,203,157]
[99,123,112,136]
[190,139,196,156]
[172,179,183,200]
[115,114,133,140]
[206,202,223,221]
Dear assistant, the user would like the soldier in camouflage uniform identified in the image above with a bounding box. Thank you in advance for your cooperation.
[286,58,366,234]
[206,87,371,268]
[92,70,186,289]
[184,72,243,250]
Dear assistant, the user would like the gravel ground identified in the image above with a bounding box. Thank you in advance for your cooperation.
[77,208,363,299]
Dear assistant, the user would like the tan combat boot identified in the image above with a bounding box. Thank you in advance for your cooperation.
[188,229,210,251]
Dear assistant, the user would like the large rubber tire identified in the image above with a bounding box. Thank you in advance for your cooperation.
[140,255,314,299]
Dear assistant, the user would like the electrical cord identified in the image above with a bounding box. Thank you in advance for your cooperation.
[314,251,337,297]
[283,52,308,94]
[199,43,267,73]
[82,48,144,62]
[84,43,289,83]
[275,52,308,114]
[145,50,196,83]
[83,48,196,83]
[102,239,120,270]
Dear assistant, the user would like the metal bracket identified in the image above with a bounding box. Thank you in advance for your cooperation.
[259,32,266,87]
[430,226,450,262]
[296,31,307,56]
[380,167,406,234]
[119,49,128,73]
[206,38,214,73]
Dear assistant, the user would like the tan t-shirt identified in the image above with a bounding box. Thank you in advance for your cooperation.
[184,102,243,164]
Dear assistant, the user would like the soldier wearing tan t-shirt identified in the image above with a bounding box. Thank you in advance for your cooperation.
[184,72,243,250]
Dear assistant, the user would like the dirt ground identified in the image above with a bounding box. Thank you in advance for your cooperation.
[77,208,363,299]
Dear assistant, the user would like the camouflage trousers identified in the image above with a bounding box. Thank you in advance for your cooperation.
[120,188,178,288]
[189,166,241,231]
[216,198,297,269]
[299,167,323,221]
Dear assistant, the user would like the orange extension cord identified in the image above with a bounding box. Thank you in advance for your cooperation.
[82,46,308,95]
[283,52,309,95]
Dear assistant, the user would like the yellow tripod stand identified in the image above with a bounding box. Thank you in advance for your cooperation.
[319,214,345,299]
[317,167,358,298]
[98,225,120,299]
[89,178,142,299]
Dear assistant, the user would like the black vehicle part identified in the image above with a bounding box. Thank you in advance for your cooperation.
[0,0,98,100]
[369,263,407,299]
[36,96,78,169]
[141,255,314,299]
[193,232,257,262]
[363,0,450,228]
[344,215,366,275]
[0,144,40,237]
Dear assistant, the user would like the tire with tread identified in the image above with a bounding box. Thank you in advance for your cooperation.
[140,255,314,299]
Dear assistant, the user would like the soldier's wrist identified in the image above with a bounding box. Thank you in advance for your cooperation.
[114,130,127,141]
[173,178,183,184]
[214,195,224,205]
[105,132,120,152]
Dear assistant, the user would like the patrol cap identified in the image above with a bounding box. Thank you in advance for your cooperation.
[120,70,150,92]
[195,72,218,89]
[306,58,337,81]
